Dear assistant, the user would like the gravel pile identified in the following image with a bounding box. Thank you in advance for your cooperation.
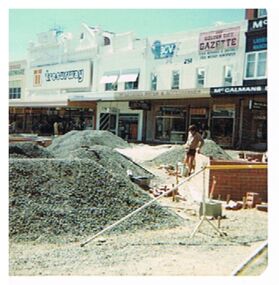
[201,139,233,160]
[68,145,151,178]
[47,130,130,157]
[151,139,232,166]
[9,143,54,159]
[9,158,182,241]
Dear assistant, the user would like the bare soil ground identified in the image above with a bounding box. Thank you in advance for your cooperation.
[9,144,268,276]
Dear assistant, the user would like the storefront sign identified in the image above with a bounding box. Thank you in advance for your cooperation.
[190,108,207,115]
[249,100,267,110]
[248,17,267,32]
[129,100,151,110]
[28,61,91,90]
[151,41,176,59]
[246,34,267,52]
[210,85,267,96]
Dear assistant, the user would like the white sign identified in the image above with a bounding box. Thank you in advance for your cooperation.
[28,61,91,90]
[199,27,240,52]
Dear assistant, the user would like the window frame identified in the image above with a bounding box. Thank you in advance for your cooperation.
[257,9,267,18]
[171,70,180,90]
[223,65,233,86]
[9,87,21,99]
[196,67,206,88]
[244,51,267,80]
[124,75,139,90]
[151,73,157,91]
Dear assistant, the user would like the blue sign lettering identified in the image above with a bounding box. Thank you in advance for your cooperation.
[152,41,176,59]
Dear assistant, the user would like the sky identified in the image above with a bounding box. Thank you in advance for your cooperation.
[9,9,245,61]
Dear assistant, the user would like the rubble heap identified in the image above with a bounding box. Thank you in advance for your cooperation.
[68,145,152,178]
[9,142,54,159]
[151,139,232,166]
[47,130,130,158]
[9,131,182,240]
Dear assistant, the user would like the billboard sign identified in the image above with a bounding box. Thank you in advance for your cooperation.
[29,61,91,90]
[199,27,240,59]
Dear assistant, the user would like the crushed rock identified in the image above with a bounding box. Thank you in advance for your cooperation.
[47,130,130,158]
[9,158,183,242]
[150,139,232,166]
[9,142,54,159]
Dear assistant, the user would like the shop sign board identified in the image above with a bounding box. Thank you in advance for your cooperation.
[210,85,267,96]
[28,61,91,90]
[248,17,267,32]
[199,27,240,59]
[151,40,176,59]
[129,100,151,110]
[249,100,267,110]
[246,34,267,52]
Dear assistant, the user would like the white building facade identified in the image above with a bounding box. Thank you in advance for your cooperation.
[9,18,267,149]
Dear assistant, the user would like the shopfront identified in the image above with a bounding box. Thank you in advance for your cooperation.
[210,85,267,149]
[211,104,236,147]
[97,101,143,142]
[9,105,95,135]
[155,106,186,143]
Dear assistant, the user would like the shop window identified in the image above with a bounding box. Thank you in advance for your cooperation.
[190,108,209,137]
[245,51,267,79]
[197,68,206,88]
[223,65,233,86]
[258,9,267,18]
[211,105,235,146]
[155,107,185,142]
[151,73,157,91]
[171,70,180,89]
[118,114,139,141]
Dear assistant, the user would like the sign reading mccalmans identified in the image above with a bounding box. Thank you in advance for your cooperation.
[210,85,267,96]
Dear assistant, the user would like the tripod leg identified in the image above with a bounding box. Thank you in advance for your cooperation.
[205,216,225,236]
[190,216,205,238]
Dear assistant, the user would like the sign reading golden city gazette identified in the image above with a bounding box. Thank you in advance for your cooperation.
[28,61,91,90]
[199,27,240,59]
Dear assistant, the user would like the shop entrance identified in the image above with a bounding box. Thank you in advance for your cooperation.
[211,104,235,147]
[155,107,186,143]
[99,112,118,135]
[118,114,139,141]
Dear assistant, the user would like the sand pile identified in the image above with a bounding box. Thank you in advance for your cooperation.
[47,130,130,158]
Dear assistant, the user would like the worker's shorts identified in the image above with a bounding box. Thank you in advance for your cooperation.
[186,149,196,157]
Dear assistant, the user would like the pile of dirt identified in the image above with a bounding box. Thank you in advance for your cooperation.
[47,130,130,157]
[9,143,54,159]
[9,158,182,241]
[151,139,232,166]
[68,145,152,178]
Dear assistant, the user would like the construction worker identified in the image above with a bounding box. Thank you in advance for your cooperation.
[184,124,204,176]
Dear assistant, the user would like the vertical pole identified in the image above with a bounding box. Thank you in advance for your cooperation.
[202,168,206,216]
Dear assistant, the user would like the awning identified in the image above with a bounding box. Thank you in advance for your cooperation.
[118,73,139,83]
[100,74,119,84]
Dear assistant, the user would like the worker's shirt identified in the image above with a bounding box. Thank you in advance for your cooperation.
[185,131,204,150]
